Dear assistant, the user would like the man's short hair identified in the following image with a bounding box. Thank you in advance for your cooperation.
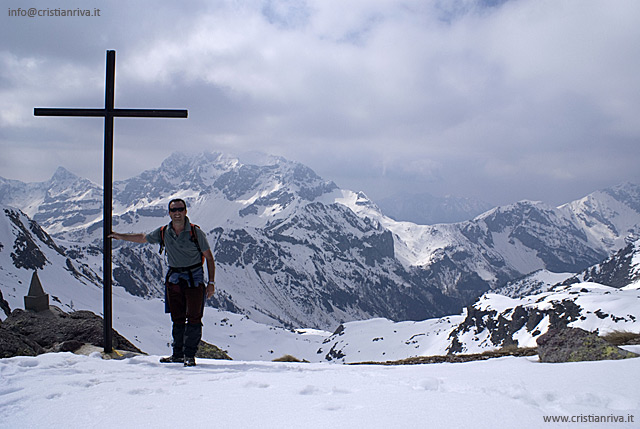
[168,198,187,210]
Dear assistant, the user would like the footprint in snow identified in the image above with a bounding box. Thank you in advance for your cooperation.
[414,377,441,391]
[299,385,322,395]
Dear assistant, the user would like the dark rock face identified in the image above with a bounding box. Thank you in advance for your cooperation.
[0,287,11,318]
[6,209,49,270]
[536,327,639,363]
[561,240,640,288]
[470,201,606,273]
[0,322,45,357]
[446,299,583,354]
[212,202,466,328]
[112,246,165,298]
[0,307,143,358]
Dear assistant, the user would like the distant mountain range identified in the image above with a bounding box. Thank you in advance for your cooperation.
[1,152,639,330]
[2,204,638,363]
[321,240,640,362]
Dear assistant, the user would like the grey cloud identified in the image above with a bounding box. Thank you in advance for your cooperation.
[1,0,639,207]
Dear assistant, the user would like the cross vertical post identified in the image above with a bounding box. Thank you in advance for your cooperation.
[103,50,115,353]
[35,50,188,353]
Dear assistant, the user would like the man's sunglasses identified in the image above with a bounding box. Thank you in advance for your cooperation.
[169,207,186,213]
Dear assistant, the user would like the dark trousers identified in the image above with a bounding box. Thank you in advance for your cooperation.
[166,280,205,358]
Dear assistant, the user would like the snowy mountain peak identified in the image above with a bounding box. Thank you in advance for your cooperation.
[2,153,640,331]
[50,166,80,183]
[559,183,640,251]
[114,151,337,210]
[475,199,547,220]
[0,167,102,235]
[158,151,237,175]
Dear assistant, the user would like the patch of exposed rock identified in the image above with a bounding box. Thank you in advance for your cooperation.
[350,346,538,366]
[196,340,232,360]
[0,307,142,358]
[446,298,583,354]
[537,327,639,363]
[0,306,233,360]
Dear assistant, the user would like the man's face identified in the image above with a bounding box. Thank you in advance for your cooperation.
[169,201,187,222]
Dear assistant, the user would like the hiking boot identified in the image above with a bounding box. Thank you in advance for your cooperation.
[184,356,196,367]
[160,355,184,363]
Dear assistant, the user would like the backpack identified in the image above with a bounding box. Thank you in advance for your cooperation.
[159,223,204,263]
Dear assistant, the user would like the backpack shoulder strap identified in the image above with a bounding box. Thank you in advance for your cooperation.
[158,224,169,254]
[189,224,203,255]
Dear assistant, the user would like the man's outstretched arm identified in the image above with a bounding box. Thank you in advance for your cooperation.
[109,232,147,243]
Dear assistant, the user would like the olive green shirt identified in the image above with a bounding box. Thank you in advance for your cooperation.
[146,217,210,268]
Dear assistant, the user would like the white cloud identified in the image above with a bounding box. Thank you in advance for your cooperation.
[1,0,639,205]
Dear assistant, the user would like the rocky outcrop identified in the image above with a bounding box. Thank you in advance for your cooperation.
[0,306,233,360]
[0,307,142,358]
[196,341,232,360]
[536,327,639,363]
[0,322,45,357]
[446,298,583,354]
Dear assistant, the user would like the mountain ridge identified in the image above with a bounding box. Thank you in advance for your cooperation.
[1,203,639,363]
[1,151,640,329]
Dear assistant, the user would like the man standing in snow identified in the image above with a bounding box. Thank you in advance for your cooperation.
[109,198,215,367]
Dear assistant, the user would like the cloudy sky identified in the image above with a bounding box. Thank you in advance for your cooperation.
[1,0,639,206]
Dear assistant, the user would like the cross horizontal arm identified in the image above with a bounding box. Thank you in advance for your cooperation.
[115,109,188,118]
[34,108,106,117]
[34,108,188,118]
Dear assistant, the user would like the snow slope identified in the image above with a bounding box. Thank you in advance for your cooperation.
[1,351,638,429]
[493,269,574,298]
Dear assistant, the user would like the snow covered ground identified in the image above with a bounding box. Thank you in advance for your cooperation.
[1,350,639,428]
[2,277,639,429]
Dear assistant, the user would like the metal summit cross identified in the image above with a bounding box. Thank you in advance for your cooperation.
[34,50,188,353]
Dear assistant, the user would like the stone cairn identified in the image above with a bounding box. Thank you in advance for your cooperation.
[24,270,49,312]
